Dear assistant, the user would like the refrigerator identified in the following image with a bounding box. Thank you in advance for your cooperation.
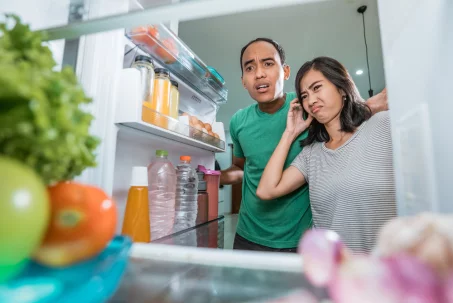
[2,0,452,301]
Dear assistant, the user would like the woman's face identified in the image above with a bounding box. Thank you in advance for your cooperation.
[299,69,344,125]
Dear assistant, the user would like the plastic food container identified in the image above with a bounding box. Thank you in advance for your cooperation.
[0,236,132,303]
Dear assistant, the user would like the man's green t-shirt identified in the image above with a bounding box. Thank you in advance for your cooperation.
[230,92,312,249]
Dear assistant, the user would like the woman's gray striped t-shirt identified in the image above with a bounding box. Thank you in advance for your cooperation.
[291,111,397,253]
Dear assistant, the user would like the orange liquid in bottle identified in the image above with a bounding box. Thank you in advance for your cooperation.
[121,186,151,243]
[142,77,171,128]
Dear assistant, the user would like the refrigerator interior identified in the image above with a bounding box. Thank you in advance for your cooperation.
[112,35,224,234]
[2,0,452,301]
[67,0,228,234]
[113,127,215,233]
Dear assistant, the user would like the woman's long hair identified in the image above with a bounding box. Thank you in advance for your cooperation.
[295,57,372,147]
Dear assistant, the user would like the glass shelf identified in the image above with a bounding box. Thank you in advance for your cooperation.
[117,105,225,152]
[112,243,329,302]
[126,24,228,104]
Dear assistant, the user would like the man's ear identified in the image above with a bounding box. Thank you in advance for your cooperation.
[283,64,291,80]
[241,76,247,89]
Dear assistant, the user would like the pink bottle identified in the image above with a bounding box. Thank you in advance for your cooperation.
[198,165,221,221]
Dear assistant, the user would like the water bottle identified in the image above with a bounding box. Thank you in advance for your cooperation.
[147,150,176,240]
[174,156,198,232]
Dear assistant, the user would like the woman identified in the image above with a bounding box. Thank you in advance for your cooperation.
[256,56,396,253]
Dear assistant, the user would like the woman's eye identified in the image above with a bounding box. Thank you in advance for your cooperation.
[313,85,321,91]
[300,95,307,100]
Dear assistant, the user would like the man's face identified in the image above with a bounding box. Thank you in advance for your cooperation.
[241,41,290,104]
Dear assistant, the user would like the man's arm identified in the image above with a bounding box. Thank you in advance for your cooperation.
[220,156,245,185]
[366,88,388,115]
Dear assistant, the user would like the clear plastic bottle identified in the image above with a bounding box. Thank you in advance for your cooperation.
[174,156,198,232]
[147,150,176,241]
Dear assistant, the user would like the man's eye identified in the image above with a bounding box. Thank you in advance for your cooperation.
[265,62,274,67]
[246,66,253,72]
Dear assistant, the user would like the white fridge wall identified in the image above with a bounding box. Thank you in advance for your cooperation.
[113,126,215,232]
[378,0,453,214]
[1,0,69,30]
[1,0,68,70]
[72,0,129,193]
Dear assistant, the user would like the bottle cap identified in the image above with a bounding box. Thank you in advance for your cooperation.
[155,68,170,77]
[156,150,168,157]
[180,155,191,162]
[197,165,221,175]
[135,55,153,64]
[130,166,148,187]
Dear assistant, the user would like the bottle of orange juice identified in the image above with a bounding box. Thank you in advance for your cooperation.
[121,166,151,243]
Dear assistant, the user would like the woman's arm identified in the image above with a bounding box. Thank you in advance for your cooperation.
[256,132,307,200]
[256,99,313,200]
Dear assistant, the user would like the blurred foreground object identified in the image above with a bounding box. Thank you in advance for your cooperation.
[375,212,453,277]
[298,214,453,303]
[0,14,99,185]
[33,182,117,267]
[0,156,50,282]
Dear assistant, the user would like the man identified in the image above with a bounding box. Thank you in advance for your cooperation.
[220,37,387,252]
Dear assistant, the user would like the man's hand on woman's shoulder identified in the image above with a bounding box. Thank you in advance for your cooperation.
[366,88,388,115]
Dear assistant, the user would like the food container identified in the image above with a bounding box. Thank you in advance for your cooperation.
[197,165,221,221]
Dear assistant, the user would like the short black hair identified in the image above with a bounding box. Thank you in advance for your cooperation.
[240,37,286,74]
[295,56,371,147]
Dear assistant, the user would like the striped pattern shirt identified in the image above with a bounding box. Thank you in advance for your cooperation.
[291,111,397,253]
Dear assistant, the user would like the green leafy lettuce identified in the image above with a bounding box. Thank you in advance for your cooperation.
[0,15,99,184]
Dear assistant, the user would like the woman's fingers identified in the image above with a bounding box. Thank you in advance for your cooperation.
[290,98,300,105]
[290,101,302,111]
[305,115,314,126]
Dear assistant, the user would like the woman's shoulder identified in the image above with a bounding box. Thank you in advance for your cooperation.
[362,111,392,140]
[300,141,323,157]
[368,110,390,125]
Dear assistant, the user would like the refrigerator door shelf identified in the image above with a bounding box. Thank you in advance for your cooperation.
[115,69,225,152]
[117,105,225,152]
[126,24,228,105]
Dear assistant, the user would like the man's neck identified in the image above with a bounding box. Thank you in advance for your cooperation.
[257,94,286,114]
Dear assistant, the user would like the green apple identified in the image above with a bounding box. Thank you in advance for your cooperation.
[0,157,50,282]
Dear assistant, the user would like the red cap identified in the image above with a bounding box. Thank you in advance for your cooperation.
[180,156,191,162]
